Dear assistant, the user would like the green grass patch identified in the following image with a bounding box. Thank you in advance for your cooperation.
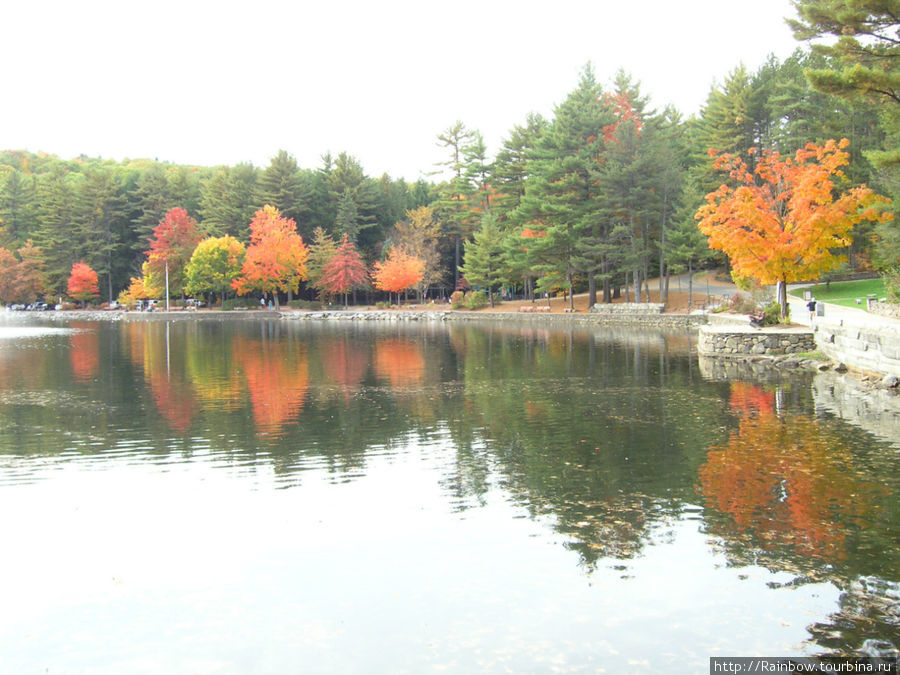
[794,351,828,361]
[790,278,885,309]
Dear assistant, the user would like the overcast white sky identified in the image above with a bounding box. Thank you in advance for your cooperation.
[1,0,802,180]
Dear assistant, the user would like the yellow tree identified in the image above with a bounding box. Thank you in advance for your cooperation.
[697,139,891,317]
[391,206,443,301]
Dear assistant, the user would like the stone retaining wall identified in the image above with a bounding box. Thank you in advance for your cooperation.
[869,301,900,320]
[813,372,900,448]
[283,309,705,328]
[813,318,900,377]
[698,325,815,356]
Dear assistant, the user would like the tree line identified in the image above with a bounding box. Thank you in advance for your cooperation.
[2,2,898,308]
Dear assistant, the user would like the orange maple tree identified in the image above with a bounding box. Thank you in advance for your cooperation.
[372,247,424,305]
[232,205,308,309]
[696,138,892,316]
[67,261,100,306]
[317,233,368,306]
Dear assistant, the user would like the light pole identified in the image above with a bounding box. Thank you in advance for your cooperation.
[165,260,170,312]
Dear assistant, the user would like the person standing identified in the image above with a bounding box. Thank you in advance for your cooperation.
[807,297,817,323]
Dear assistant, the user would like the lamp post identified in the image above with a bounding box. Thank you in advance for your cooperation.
[165,260,170,312]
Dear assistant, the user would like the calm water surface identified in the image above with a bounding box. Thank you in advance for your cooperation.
[0,315,896,673]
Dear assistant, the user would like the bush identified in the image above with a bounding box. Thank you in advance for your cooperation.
[464,289,487,310]
[375,301,391,309]
[883,268,900,303]
[762,300,786,326]
[728,293,759,314]
[450,290,465,309]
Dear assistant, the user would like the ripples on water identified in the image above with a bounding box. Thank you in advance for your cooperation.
[0,317,896,672]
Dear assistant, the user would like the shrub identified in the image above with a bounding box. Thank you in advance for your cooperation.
[375,301,391,309]
[883,268,900,303]
[728,293,759,314]
[464,289,487,310]
[450,290,465,309]
[762,300,786,326]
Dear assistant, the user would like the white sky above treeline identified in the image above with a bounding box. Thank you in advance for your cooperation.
[1,0,802,181]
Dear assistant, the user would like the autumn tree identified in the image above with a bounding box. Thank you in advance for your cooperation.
[390,205,444,301]
[697,139,892,317]
[145,207,204,301]
[232,205,309,310]
[305,226,337,300]
[67,261,100,307]
[317,233,368,306]
[184,235,246,305]
[0,247,17,303]
[372,247,424,306]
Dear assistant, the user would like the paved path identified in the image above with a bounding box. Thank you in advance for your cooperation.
[786,288,899,331]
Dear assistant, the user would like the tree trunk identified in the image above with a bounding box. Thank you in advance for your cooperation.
[687,259,694,307]
[587,271,597,308]
[778,278,788,319]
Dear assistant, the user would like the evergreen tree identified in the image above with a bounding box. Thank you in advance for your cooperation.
[492,113,547,221]
[76,168,128,302]
[199,162,260,240]
[257,150,309,229]
[0,169,37,247]
[131,163,175,256]
[34,166,80,293]
[434,120,476,288]
[514,64,614,309]
[461,212,506,307]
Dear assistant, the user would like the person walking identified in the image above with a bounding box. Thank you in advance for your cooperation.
[807,297,817,323]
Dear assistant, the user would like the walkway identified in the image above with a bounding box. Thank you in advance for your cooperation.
[786,290,900,331]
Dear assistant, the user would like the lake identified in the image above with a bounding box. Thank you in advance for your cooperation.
[0,315,896,673]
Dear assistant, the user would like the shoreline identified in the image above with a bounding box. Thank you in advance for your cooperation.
[6,306,898,386]
[18,307,708,328]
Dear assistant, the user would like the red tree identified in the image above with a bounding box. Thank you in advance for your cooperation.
[317,234,368,306]
[67,262,100,307]
[145,207,203,300]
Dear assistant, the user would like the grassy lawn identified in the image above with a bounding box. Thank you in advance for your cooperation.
[790,278,886,309]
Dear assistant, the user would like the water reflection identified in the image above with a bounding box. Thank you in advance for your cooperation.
[0,317,896,665]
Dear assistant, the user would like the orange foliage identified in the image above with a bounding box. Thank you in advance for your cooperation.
[232,205,308,298]
[602,91,642,143]
[698,383,872,561]
[235,336,309,437]
[373,339,425,387]
[728,381,775,417]
[69,325,99,382]
[520,226,547,239]
[67,262,99,303]
[322,339,368,402]
[697,139,892,288]
[372,247,424,297]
